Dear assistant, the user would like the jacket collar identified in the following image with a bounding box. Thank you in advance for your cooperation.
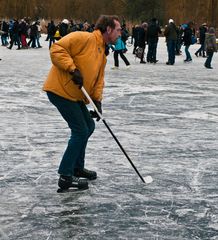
[93,30,104,47]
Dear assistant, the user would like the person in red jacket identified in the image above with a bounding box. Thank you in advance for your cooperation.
[43,15,121,191]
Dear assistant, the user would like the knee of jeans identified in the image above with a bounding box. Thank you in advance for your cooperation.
[72,126,92,139]
[75,127,90,138]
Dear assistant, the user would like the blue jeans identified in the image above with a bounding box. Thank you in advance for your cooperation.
[36,34,41,47]
[167,40,176,64]
[185,45,192,60]
[47,92,95,176]
[1,34,8,46]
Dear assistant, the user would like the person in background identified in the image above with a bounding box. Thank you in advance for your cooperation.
[36,21,42,48]
[47,20,57,49]
[19,19,28,49]
[134,22,147,63]
[59,19,69,37]
[43,15,122,191]
[164,19,177,65]
[182,21,194,62]
[132,24,139,54]
[1,20,9,46]
[146,17,162,63]
[110,36,130,69]
[195,23,207,57]
[204,27,217,69]
[175,25,183,55]
[7,19,21,50]
[121,24,129,49]
[27,21,38,48]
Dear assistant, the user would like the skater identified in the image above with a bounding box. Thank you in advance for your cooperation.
[195,23,207,57]
[135,22,147,63]
[110,36,130,69]
[7,19,21,50]
[164,19,177,65]
[146,18,162,63]
[204,27,217,69]
[182,21,194,62]
[47,20,57,49]
[43,15,122,191]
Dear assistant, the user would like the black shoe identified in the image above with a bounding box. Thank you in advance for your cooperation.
[74,168,97,180]
[153,60,158,63]
[204,64,213,69]
[184,59,192,62]
[58,175,88,190]
[166,62,174,65]
[140,60,146,64]
[195,52,198,57]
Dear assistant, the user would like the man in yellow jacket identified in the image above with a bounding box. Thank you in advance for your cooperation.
[43,15,121,191]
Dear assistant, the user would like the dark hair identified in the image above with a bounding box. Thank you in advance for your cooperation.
[95,15,120,33]
[188,21,194,26]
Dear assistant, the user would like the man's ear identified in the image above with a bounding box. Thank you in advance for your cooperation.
[106,26,112,34]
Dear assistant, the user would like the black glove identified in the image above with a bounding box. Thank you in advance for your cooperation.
[90,101,102,121]
[70,69,83,89]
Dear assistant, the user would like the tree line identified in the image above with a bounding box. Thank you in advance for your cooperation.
[0,0,217,27]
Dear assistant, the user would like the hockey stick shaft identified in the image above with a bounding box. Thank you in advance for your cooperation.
[81,87,145,183]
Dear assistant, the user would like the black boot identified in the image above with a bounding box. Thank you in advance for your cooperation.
[74,168,97,180]
[58,175,88,190]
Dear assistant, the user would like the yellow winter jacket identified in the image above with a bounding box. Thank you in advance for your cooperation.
[43,30,106,103]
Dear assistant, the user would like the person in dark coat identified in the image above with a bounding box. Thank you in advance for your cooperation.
[175,25,183,55]
[164,19,177,65]
[134,22,147,63]
[47,20,57,49]
[1,20,9,46]
[146,18,162,63]
[27,21,38,48]
[59,19,69,37]
[182,21,194,62]
[195,23,207,57]
[7,19,21,50]
[132,24,139,54]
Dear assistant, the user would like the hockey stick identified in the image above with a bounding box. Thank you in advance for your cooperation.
[81,86,153,184]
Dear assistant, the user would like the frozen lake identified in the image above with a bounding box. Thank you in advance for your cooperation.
[0,35,218,240]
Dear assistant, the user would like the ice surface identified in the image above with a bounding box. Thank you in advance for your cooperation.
[0,35,218,239]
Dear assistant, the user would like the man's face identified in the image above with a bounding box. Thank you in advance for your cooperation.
[107,20,121,44]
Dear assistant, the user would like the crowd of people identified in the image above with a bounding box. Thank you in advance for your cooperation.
[130,18,217,69]
[0,17,217,68]
[0,18,96,50]
[0,18,42,49]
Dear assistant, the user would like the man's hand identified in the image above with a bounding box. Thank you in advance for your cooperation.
[90,101,102,121]
[70,69,83,89]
